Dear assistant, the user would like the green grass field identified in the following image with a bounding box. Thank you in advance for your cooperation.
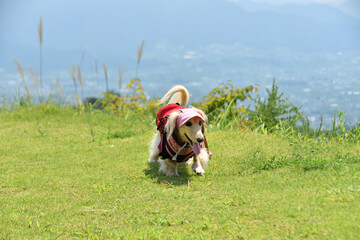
[1,105,359,239]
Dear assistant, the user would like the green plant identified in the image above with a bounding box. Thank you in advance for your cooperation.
[106,110,111,143]
[38,128,49,136]
[194,81,256,128]
[125,77,146,108]
[249,79,301,132]
[348,123,360,142]
[87,103,95,142]
[297,114,324,139]
[336,110,347,139]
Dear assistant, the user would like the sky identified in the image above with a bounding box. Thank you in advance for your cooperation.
[234,0,346,5]
[230,0,359,18]
[0,0,359,74]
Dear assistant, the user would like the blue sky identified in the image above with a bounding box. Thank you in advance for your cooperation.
[1,0,358,49]
[1,0,359,72]
[238,0,346,4]
[231,0,359,18]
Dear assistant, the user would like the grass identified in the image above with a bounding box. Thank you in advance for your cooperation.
[0,105,359,239]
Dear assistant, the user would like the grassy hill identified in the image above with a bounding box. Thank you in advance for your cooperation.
[0,105,359,239]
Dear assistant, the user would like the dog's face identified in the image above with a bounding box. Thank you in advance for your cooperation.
[178,117,204,144]
[165,107,207,154]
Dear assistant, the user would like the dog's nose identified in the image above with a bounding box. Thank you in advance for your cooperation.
[196,137,204,143]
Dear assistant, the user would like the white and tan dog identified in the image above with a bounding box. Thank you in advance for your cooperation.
[148,85,210,176]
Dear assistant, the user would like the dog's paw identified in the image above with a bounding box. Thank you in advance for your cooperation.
[148,157,158,163]
[159,169,179,177]
[166,172,179,177]
[159,168,179,177]
[183,157,193,166]
[192,166,205,175]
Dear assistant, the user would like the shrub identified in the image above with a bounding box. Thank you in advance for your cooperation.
[249,79,301,132]
[193,81,256,128]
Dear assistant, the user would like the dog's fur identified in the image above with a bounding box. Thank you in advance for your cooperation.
[148,85,210,176]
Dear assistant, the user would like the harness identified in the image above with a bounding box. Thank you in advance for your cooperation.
[159,134,198,162]
[156,104,209,162]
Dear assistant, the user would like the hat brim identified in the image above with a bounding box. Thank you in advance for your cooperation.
[177,109,205,127]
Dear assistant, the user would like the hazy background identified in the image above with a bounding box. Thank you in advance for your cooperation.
[0,0,359,125]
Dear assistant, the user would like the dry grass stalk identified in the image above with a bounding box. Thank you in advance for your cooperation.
[28,66,40,100]
[28,67,39,87]
[137,40,145,65]
[118,66,123,97]
[134,40,145,97]
[77,64,83,87]
[70,65,76,85]
[94,56,98,92]
[78,66,86,103]
[103,62,109,93]
[38,17,43,46]
[38,17,43,95]
[69,65,81,106]
[56,76,64,98]
[14,58,25,81]
[14,57,32,103]
[14,58,32,102]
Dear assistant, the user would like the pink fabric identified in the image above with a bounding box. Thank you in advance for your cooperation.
[167,136,194,156]
[176,109,205,127]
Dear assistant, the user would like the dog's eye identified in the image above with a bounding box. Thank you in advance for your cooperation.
[199,121,202,126]
[185,122,192,127]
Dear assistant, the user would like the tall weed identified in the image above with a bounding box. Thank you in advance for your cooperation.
[248,79,301,132]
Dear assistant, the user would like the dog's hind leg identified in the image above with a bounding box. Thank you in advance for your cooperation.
[159,159,178,176]
[192,149,209,175]
[148,133,161,163]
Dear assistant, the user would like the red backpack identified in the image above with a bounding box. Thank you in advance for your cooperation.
[156,103,184,134]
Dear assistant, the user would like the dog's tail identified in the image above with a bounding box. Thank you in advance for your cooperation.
[160,85,189,107]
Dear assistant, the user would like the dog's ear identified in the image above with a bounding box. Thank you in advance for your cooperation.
[191,107,208,122]
[191,107,208,133]
[192,107,207,133]
[165,111,180,140]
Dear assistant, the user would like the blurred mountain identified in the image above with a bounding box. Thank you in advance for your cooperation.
[337,0,360,20]
[0,0,359,71]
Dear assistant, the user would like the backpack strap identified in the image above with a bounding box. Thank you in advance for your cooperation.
[204,135,212,157]
[204,135,209,151]
[157,116,169,131]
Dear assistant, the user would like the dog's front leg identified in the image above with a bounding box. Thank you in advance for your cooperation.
[192,155,205,175]
[192,149,209,175]
[159,159,178,176]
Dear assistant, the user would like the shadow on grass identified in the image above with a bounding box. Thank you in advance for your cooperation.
[144,162,193,186]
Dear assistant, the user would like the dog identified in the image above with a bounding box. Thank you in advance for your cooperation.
[148,85,210,176]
